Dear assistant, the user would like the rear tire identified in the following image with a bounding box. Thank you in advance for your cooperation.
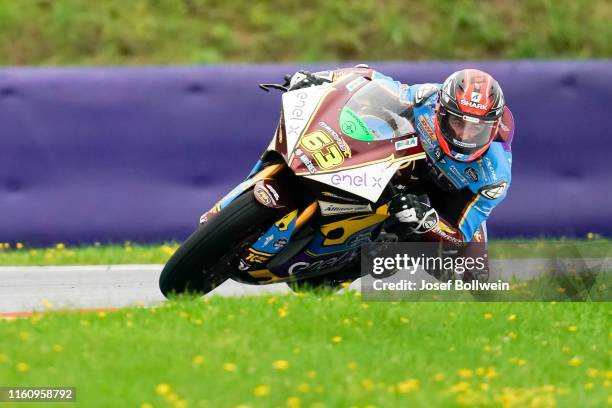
[159,191,276,298]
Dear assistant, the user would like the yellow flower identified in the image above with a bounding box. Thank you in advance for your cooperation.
[584,382,594,390]
[192,355,205,366]
[586,368,599,378]
[173,400,187,408]
[567,325,577,333]
[507,314,517,321]
[340,281,351,288]
[331,336,342,344]
[155,383,171,396]
[55,243,65,251]
[41,299,54,309]
[140,403,154,408]
[485,367,498,380]
[273,360,289,370]
[97,311,107,318]
[397,379,419,393]
[16,242,24,249]
[360,379,375,391]
[253,385,270,397]
[448,381,470,393]
[569,357,583,367]
[480,383,490,391]
[165,392,179,403]
[475,367,486,376]
[297,383,311,393]
[605,370,612,380]
[433,373,446,382]
[287,396,301,408]
[223,362,237,372]
[16,362,30,372]
[278,306,289,318]
[483,312,493,320]
[52,344,63,352]
[160,245,176,256]
[400,317,410,324]
[457,368,473,378]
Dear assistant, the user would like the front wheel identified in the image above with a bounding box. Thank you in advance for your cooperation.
[159,191,276,298]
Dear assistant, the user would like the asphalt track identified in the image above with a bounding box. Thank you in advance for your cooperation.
[1,259,609,314]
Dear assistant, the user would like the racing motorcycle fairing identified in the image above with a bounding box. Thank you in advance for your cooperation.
[277,73,426,203]
[199,70,431,286]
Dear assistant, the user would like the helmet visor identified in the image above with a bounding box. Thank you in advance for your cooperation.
[442,112,497,151]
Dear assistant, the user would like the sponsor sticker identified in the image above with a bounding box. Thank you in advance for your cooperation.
[254,187,272,206]
[321,191,362,203]
[465,167,479,182]
[433,147,446,164]
[345,76,368,93]
[295,148,318,174]
[273,238,288,250]
[449,166,468,184]
[418,116,436,140]
[484,157,498,181]
[460,99,487,110]
[394,137,418,151]
[319,121,351,158]
[330,172,383,189]
[319,200,372,215]
[288,250,357,275]
[265,183,280,201]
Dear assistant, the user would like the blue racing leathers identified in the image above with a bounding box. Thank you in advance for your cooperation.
[371,71,514,244]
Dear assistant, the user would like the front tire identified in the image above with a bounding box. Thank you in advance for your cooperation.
[159,191,276,298]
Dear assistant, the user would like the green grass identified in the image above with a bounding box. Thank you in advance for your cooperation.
[0,239,609,266]
[0,293,609,407]
[0,0,609,66]
[0,242,179,266]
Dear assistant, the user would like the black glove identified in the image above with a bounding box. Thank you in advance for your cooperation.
[388,193,439,234]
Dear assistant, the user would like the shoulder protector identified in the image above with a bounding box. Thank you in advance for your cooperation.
[414,84,440,106]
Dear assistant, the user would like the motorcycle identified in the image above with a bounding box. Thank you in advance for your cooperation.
[159,67,428,297]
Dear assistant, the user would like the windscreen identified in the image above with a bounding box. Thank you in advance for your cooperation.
[339,80,415,142]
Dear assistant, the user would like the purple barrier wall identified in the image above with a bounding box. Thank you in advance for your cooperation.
[1,61,611,245]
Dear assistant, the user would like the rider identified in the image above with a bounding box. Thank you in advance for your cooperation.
[285,65,514,282]
[287,66,513,245]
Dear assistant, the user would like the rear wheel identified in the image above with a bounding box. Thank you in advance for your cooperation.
[159,191,276,298]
